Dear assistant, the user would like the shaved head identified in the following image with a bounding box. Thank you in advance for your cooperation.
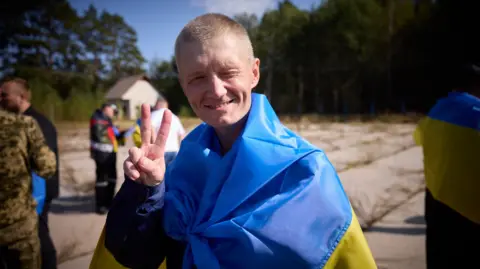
[174,13,254,72]
[1,78,30,97]
[0,77,31,113]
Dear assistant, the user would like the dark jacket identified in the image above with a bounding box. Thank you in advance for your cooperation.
[89,109,125,159]
[23,106,59,202]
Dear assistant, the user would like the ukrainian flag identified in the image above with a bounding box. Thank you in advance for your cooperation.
[414,91,480,224]
[90,93,376,269]
[132,118,142,148]
[90,228,167,269]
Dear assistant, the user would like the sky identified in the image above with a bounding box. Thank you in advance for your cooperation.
[68,0,321,66]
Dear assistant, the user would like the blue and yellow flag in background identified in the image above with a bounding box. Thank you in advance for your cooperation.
[414,91,480,224]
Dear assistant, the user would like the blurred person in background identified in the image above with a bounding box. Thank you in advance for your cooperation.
[0,99,57,268]
[132,97,186,166]
[89,103,126,215]
[0,78,59,269]
[414,63,480,269]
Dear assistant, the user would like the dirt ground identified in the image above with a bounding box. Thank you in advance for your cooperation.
[53,121,426,269]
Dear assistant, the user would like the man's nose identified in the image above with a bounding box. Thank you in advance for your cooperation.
[208,75,227,97]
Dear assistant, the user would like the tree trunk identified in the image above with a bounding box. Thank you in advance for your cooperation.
[314,60,322,113]
[297,65,304,114]
[265,51,274,101]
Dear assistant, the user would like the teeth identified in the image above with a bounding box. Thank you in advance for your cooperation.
[206,100,232,109]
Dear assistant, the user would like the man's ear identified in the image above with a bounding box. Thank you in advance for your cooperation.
[251,58,260,88]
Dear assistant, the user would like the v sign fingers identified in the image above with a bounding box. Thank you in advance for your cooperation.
[154,109,173,151]
[140,104,152,148]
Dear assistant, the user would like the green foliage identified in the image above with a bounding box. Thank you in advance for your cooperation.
[28,79,104,122]
[178,106,194,118]
[2,0,479,120]
[0,0,146,121]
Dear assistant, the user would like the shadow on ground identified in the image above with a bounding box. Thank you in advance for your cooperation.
[366,225,425,235]
[365,215,426,235]
[404,215,426,225]
[50,196,95,214]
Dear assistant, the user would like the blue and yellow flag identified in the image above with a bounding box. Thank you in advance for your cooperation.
[131,118,142,148]
[90,93,376,269]
[414,91,480,224]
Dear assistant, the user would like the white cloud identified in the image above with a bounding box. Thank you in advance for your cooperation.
[191,0,278,17]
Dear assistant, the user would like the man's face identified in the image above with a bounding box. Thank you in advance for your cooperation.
[177,34,260,129]
[103,106,115,119]
[0,82,23,113]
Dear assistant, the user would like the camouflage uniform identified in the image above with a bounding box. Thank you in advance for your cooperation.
[0,110,56,269]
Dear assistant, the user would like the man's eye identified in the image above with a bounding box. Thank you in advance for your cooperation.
[221,72,238,79]
[189,76,205,83]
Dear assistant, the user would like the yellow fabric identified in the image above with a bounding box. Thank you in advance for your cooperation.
[90,211,375,269]
[415,117,480,224]
[89,227,166,269]
[133,124,142,148]
[413,118,426,146]
[324,209,377,269]
[112,139,118,153]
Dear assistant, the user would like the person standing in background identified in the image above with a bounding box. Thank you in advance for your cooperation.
[414,63,480,269]
[0,78,59,269]
[90,103,126,215]
[132,97,186,165]
[0,106,57,269]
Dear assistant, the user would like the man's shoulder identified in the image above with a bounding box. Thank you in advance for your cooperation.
[0,110,35,128]
[25,107,56,129]
[286,150,349,199]
[182,122,207,141]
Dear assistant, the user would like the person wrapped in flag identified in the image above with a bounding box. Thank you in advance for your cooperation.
[90,13,376,269]
[414,64,480,269]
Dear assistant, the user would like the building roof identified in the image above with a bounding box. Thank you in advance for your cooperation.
[105,74,151,99]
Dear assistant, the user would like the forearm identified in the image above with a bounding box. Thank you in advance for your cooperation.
[105,177,167,268]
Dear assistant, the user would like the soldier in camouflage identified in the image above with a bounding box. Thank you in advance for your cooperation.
[0,109,57,269]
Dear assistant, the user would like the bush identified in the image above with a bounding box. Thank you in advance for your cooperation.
[178,105,194,117]
[29,79,104,122]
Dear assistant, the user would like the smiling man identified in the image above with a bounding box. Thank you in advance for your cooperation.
[90,13,376,269]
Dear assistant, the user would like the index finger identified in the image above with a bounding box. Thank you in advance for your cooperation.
[154,109,173,149]
[140,104,152,147]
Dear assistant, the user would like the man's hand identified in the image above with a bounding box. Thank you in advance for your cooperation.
[124,104,172,186]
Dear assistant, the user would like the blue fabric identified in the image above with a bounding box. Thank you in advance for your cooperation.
[428,92,480,130]
[164,151,178,166]
[112,126,120,136]
[32,172,46,215]
[161,93,353,269]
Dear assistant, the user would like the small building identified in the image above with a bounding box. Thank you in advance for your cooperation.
[105,74,161,120]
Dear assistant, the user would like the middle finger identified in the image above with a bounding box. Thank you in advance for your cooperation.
[140,104,152,148]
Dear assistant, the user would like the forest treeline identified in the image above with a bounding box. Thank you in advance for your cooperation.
[1,0,478,121]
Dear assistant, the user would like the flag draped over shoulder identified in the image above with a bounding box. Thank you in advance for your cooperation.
[90,93,376,269]
[414,92,480,224]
